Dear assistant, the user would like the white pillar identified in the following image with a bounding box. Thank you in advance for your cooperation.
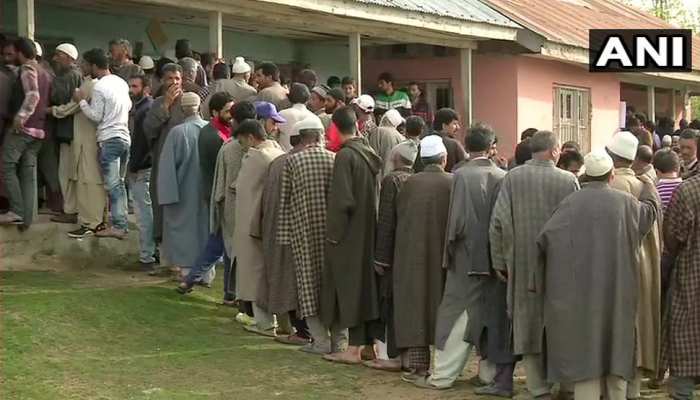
[17,0,35,39]
[647,85,656,123]
[209,11,223,59]
[349,32,361,94]
[459,48,473,127]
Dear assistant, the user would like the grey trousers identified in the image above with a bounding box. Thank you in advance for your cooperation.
[2,132,41,226]
[574,375,626,400]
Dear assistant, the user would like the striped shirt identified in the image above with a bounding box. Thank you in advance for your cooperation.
[657,177,683,210]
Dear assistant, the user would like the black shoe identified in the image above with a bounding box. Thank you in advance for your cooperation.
[68,226,95,239]
[140,262,158,273]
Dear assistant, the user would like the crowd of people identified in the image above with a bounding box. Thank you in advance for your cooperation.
[1,35,700,400]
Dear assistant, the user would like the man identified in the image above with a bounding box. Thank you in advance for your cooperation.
[178,57,207,102]
[633,144,657,183]
[74,48,132,239]
[199,63,230,120]
[663,171,700,400]
[415,123,512,394]
[375,72,411,120]
[255,101,286,141]
[229,57,257,101]
[108,39,143,82]
[0,39,17,210]
[408,82,432,125]
[341,77,356,103]
[296,69,317,90]
[176,92,235,292]
[254,62,290,111]
[365,139,417,372]
[144,63,186,243]
[490,130,579,399]
[0,38,52,227]
[258,117,324,346]
[157,92,209,280]
[351,94,377,137]
[51,59,106,239]
[654,149,683,210]
[414,108,466,173]
[277,83,320,151]
[538,149,659,400]
[323,88,347,152]
[175,39,207,87]
[233,119,285,335]
[322,106,382,364]
[383,115,424,175]
[390,135,452,379]
[678,129,699,179]
[277,114,340,354]
[210,101,257,306]
[556,150,584,176]
[49,43,83,224]
[127,75,156,269]
[368,109,405,176]
[309,85,330,125]
[607,131,662,399]
[138,56,155,81]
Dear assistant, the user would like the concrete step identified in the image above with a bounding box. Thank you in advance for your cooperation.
[0,215,140,271]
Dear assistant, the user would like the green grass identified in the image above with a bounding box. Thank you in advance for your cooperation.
[0,267,379,400]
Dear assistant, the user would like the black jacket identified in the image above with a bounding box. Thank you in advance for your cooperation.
[128,96,154,173]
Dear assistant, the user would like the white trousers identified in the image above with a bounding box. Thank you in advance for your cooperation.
[429,310,497,388]
[523,353,551,397]
[306,316,348,353]
[574,375,626,400]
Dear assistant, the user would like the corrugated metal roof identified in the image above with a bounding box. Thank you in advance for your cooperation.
[482,0,700,70]
[353,0,519,27]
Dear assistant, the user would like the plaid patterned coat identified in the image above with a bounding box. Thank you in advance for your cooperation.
[662,175,700,377]
[277,145,335,318]
[490,159,579,355]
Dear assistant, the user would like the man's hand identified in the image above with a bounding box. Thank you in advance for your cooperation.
[493,156,508,169]
[164,84,182,110]
[494,269,508,283]
[11,116,23,134]
[46,106,54,115]
[72,88,86,103]
[373,263,385,276]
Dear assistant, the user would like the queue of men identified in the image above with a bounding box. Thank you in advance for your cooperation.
[1,35,700,400]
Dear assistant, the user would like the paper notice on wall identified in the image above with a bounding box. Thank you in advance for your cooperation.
[619,101,626,129]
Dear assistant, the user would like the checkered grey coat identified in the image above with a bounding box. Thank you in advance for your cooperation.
[277,145,335,318]
[490,159,579,355]
[662,176,700,377]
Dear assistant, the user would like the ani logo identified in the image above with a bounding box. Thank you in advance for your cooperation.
[589,29,692,72]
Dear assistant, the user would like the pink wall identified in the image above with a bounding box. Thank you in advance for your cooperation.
[516,57,621,152]
[473,54,519,158]
[620,85,684,128]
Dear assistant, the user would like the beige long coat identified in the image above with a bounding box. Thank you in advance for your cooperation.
[233,140,284,301]
[610,168,662,373]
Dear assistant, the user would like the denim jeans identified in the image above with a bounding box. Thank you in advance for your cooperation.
[2,132,42,226]
[98,137,129,230]
[127,169,155,263]
[184,231,231,293]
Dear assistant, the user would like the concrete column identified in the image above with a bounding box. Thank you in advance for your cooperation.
[683,88,691,121]
[349,32,361,94]
[17,0,35,39]
[647,85,656,123]
[672,89,677,127]
[459,48,473,127]
[209,11,223,59]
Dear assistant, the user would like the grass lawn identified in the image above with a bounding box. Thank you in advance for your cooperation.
[0,259,490,400]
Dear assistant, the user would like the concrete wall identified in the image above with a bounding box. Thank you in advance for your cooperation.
[2,0,348,79]
[473,53,519,158]
[516,56,621,152]
[620,84,684,127]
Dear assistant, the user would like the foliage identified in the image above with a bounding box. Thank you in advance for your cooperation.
[620,0,700,31]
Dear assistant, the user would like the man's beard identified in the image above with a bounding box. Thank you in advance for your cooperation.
[130,94,144,102]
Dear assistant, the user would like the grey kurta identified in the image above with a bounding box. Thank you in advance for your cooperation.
[210,139,246,257]
[144,96,186,240]
[393,164,453,349]
[537,181,659,382]
[277,145,335,318]
[157,115,209,267]
[233,140,285,301]
[489,159,579,355]
[257,153,298,315]
[438,159,512,365]
[367,119,405,177]
[322,137,382,329]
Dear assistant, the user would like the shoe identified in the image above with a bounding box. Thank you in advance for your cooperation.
[401,372,427,383]
[412,376,451,390]
[68,226,95,239]
[140,262,158,273]
[275,334,311,346]
[363,359,402,372]
[475,384,513,398]
[0,211,24,225]
[175,283,193,294]
[51,213,78,224]
[235,312,256,326]
[95,226,127,240]
[467,375,490,387]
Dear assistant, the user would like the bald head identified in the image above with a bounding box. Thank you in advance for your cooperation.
[636,145,654,164]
